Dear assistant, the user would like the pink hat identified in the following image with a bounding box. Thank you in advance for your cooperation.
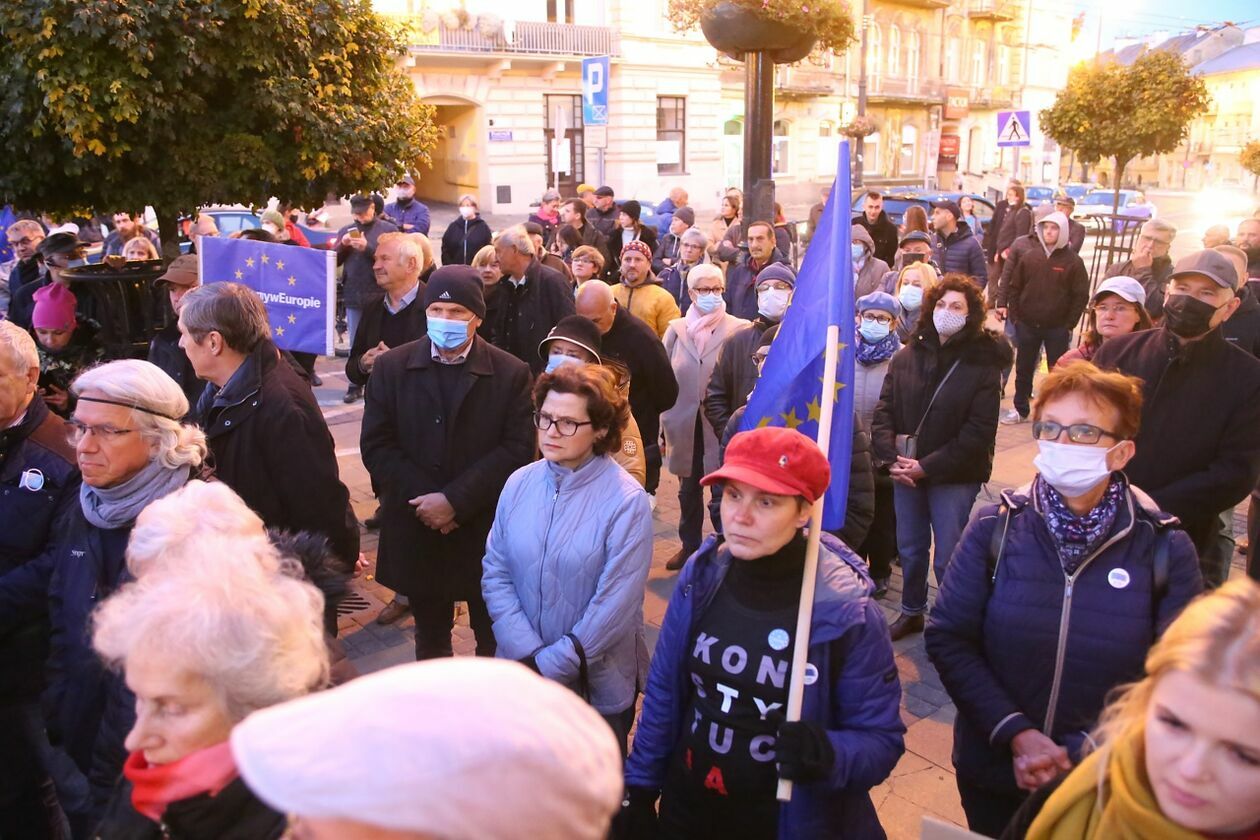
[32,284,78,331]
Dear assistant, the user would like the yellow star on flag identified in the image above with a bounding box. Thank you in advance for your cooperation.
[287,276,296,286]
[287,314,296,325]
[807,396,822,423]
[275,326,285,337]
[234,269,243,280]
[275,260,285,271]
[757,415,773,428]
[818,376,845,403]
[245,257,255,268]
[780,407,803,430]
[261,254,270,265]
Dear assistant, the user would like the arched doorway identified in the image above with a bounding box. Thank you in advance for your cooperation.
[416,95,485,206]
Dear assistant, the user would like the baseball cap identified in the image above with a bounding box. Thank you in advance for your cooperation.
[576,183,596,195]
[538,315,602,362]
[701,427,831,503]
[594,186,615,198]
[396,174,415,186]
[155,254,201,289]
[1170,249,1239,291]
[1091,276,1146,307]
[899,230,933,248]
[931,199,961,220]
[349,194,373,210]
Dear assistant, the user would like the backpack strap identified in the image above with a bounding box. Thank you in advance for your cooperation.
[987,503,1012,587]
[566,632,591,703]
[1152,528,1171,603]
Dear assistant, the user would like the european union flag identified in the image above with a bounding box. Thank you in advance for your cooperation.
[200,236,336,355]
[739,142,856,531]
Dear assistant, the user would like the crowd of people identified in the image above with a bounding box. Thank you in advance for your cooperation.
[1,177,1260,840]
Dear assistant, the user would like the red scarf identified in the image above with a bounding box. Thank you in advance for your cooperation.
[124,742,239,822]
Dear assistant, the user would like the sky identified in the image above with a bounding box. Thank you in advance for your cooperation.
[1065,0,1259,52]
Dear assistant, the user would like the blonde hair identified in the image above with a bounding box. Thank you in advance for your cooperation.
[894,261,940,296]
[1090,579,1260,757]
[471,244,498,269]
[408,232,436,271]
[122,237,160,260]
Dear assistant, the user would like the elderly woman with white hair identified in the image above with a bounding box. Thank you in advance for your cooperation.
[658,227,710,315]
[659,263,750,571]
[92,481,330,838]
[0,359,206,832]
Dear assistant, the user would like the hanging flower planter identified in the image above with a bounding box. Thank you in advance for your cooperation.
[841,115,879,139]
[670,0,855,63]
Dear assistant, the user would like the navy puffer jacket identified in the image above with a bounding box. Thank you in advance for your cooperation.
[931,223,989,287]
[925,479,1203,794]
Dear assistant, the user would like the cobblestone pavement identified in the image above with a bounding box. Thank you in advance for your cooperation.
[310,355,1249,839]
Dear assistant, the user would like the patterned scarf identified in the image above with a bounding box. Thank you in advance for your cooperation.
[1034,474,1125,574]
[856,331,901,366]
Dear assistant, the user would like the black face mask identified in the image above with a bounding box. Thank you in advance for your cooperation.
[1162,293,1225,339]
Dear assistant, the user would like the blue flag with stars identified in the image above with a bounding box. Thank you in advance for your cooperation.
[199,236,336,356]
[739,141,856,531]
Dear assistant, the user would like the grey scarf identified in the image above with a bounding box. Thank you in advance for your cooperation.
[80,458,189,530]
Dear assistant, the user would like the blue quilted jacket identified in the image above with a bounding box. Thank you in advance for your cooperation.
[482,454,652,714]
[625,533,905,839]
[925,479,1203,794]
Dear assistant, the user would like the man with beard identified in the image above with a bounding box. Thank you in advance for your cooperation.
[383,175,431,236]
[1238,218,1260,287]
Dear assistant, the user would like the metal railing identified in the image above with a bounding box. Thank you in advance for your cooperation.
[410,21,617,57]
[868,76,942,99]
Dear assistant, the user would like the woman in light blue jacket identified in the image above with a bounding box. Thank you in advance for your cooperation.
[482,363,653,752]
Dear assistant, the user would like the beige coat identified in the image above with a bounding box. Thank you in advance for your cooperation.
[660,313,750,477]
[611,410,647,487]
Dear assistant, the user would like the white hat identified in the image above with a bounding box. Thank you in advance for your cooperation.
[1092,276,1147,307]
[230,659,622,840]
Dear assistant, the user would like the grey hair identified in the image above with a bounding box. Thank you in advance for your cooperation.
[178,282,272,353]
[1143,217,1177,239]
[687,263,724,290]
[6,219,44,238]
[93,533,330,723]
[541,189,562,203]
[72,360,207,470]
[498,225,536,257]
[126,480,269,578]
[0,321,39,374]
[680,228,708,250]
[376,231,422,273]
[408,232,436,270]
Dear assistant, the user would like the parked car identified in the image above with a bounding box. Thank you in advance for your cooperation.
[1060,182,1095,201]
[1025,186,1056,206]
[1071,189,1153,232]
[850,190,997,233]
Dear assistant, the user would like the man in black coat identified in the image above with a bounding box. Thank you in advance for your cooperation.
[346,232,428,389]
[930,200,989,288]
[852,191,898,267]
[0,322,80,837]
[182,283,359,584]
[1103,218,1177,319]
[361,267,534,659]
[147,255,204,412]
[1093,249,1260,585]
[491,225,575,375]
[560,197,610,268]
[1217,245,1260,358]
[576,279,678,497]
[336,194,399,402]
[984,185,1032,299]
[586,186,620,239]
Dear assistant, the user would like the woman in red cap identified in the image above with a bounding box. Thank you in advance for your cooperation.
[623,427,904,838]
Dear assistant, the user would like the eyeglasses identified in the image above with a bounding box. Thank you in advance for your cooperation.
[7,237,36,247]
[1138,234,1172,247]
[533,411,593,437]
[1031,420,1120,445]
[65,419,140,445]
[571,258,594,266]
[1092,304,1134,315]
[861,313,893,326]
[692,286,724,295]
[758,281,793,292]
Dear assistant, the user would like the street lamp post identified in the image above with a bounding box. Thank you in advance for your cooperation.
[742,53,776,228]
[854,7,872,188]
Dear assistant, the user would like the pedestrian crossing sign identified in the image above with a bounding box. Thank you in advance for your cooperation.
[996,110,1031,148]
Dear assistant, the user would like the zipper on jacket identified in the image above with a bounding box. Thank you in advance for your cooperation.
[1041,494,1134,734]
[535,471,563,600]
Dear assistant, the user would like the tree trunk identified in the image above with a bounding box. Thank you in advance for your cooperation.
[153,204,183,263]
[1111,156,1130,215]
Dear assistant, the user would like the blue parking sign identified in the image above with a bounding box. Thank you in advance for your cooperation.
[582,56,609,127]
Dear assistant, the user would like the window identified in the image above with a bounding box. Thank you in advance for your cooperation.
[946,36,961,82]
[546,0,574,24]
[967,125,984,173]
[868,24,882,87]
[971,41,986,85]
[772,120,790,175]
[907,31,921,88]
[996,45,1010,85]
[819,121,839,176]
[864,131,881,174]
[656,96,686,175]
[900,124,918,176]
[888,25,901,77]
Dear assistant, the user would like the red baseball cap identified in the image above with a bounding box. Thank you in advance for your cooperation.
[701,427,831,503]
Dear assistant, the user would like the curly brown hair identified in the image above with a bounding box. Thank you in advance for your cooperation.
[532,364,628,457]
[914,273,987,339]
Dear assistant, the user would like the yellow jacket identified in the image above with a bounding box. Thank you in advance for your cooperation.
[612,279,680,339]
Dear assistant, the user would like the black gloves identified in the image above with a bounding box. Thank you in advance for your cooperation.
[776,719,836,783]
[612,786,659,839]
[518,655,541,673]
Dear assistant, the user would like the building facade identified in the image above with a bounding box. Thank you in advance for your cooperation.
[376,0,1070,216]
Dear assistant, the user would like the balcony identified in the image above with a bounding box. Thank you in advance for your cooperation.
[879,0,952,9]
[775,66,840,98]
[407,20,618,58]
[968,0,1019,21]
[971,85,1015,108]
[867,76,944,104]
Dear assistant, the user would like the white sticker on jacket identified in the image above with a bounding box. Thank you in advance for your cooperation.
[1108,568,1131,590]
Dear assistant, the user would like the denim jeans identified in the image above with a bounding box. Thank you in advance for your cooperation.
[893,481,982,615]
[1012,323,1071,417]
[677,415,718,553]
[345,305,363,348]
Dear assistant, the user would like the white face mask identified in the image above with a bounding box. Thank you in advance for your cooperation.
[757,288,791,320]
[1034,440,1119,498]
[459,206,475,220]
[933,308,967,338]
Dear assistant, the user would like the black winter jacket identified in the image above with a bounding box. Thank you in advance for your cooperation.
[345,292,428,387]
[992,203,1032,259]
[1004,241,1090,329]
[703,316,773,438]
[1093,327,1260,554]
[95,776,286,840]
[723,249,790,322]
[0,395,79,702]
[439,215,493,267]
[932,223,989,286]
[147,322,203,412]
[608,226,658,274]
[599,306,678,446]
[926,481,1202,794]
[1105,256,1173,319]
[335,218,399,308]
[360,336,534,599]
[491,259,576,375]
[1221,284,1260,358]
[852,211,898,267]
[198,342,359,570]
[871,322,1012,484]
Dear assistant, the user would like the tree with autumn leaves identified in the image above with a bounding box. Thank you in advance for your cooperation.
[0,0,438,256]
[1041,51,1210,214]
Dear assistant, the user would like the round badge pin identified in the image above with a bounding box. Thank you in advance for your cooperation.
[768,628,790,651]
[1107,568,1131,590]
[19,469,45,492]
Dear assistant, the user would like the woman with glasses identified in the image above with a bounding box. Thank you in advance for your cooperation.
[482,363,652,753]
[1056,277,1152,367]
[0,359,208,833]
[570,244,606,286]
[660,264,750,571]
[924,361,1203,837]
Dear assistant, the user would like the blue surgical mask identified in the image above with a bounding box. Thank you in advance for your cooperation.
[545,353,581,374]
[859,320,891,343]
[694,292,723,314]
[898,285,923,309]
[851,243,865,262]
[427,316,470,350]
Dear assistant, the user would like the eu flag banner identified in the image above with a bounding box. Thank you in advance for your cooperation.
[739,142,856,530]
[199,236,336,356]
